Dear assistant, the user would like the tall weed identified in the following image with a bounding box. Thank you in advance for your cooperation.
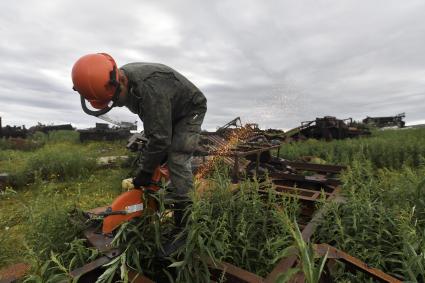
[25,143,96,181]
[315,162,425,281]
[281,128,425,169]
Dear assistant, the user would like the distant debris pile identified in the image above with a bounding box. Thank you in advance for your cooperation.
[211,117,285,141]
[362,112,405,128]
[286,116,370,141]
[28,123,74,134]
[78,123,134,142]
[1,117,76,139]
[0,117,28,139]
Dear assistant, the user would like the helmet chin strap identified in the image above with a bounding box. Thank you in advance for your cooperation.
[80,95,114,117]
[79,78,122,117]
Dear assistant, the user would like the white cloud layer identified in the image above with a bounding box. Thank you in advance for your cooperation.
[0,0,424,130]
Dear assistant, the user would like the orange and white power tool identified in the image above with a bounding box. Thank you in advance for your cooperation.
[90,164,169,234]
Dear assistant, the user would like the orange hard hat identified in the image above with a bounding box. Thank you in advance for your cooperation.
[71,53,120,110]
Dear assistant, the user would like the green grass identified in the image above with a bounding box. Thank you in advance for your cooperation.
[0,169,125,268]
[3,127,425,282]
[80,169,303,283]
[0,133,128,269]
[314,162,425,282]
[279,128,425,169]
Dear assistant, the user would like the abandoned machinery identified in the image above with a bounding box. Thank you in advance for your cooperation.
[77,122,135,142]
[285,116,370,141]
[362,112,406,128]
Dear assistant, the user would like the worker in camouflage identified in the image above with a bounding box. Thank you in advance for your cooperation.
[121,63,207,227]
[71,54,207,228]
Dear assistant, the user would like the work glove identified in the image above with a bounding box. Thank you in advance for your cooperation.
[121,178,135,191]
[133,170,152,188]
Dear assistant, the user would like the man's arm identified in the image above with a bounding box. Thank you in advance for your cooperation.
[135,80,172,175]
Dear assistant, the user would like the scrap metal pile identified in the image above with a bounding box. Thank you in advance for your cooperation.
[27,123,74,134]
[0,117,28,139]
[362,112,406,128]
[0,116,136,142]
[69,118,400,283]
[284,116,370,141]
[78,122,135,142]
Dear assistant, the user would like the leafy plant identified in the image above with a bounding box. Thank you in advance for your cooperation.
[23,238,99,283]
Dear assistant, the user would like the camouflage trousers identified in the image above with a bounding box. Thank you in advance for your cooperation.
[167,108,206,201]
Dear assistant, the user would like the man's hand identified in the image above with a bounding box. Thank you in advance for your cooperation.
[121,178,135,191]
[133,170,153,188]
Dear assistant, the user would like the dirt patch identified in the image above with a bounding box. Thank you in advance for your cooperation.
[0,263,30,282]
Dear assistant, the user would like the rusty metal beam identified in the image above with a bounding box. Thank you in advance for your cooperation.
[0,263,30,283]
[265,188,343,283]
[220,145,281,158]
[275,161,346,174]
[128,270,156,283]
[69,256,111,280]
[270,172,340,187]
[314,244,403,283]
[206,258,265,283]
[258,189,324,203]
[272,185,333,198]
[82,226,116,254]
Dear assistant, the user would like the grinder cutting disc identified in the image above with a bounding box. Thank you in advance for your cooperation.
[102,189,144,234]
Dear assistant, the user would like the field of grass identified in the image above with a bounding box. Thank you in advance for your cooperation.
[280,128,425,169]
[0,131,128,269]
[1,128,425,282]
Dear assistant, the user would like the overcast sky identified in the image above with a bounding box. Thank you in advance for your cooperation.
[0,0,424,131]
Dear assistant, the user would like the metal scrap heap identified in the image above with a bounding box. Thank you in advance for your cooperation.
[362,112,406,128]
[284,116,370,141]
[78,123,134,142]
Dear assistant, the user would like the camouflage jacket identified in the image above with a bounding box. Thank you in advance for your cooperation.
[121,63,207,173]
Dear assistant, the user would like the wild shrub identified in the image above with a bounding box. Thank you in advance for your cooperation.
[315,161,425,281]
[23,238,99,283]
[0,150,31,187]
[280,128,425,169]
[24,196,82,260]
[0,137,41,151]
[30,130,79,145]
[0,233,17,268]
[88,168,299,283]
[172,174,297,281]
[24,143,96,181]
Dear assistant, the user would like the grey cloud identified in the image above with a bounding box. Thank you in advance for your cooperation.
[0,0,424,131]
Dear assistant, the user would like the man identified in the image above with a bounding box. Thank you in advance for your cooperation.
[71,53,207,228]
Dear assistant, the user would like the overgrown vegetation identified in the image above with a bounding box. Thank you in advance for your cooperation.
[27,168,320,283]
[23,238,100,283]
[0,131,127,270]
[314,161,425,282]
[2,128,425,282]
[280,128,425,169]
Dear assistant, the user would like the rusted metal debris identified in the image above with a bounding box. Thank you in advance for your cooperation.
[363,112,406,128]
[0,263,30,283]
[78,123,133,142]
[216,116,243,134]
[314,244,403,283]
[285,116,370,141]
[28,123,74,134]
[0,117,76,139]
[0,117,28,139]
[204,117,285,142]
